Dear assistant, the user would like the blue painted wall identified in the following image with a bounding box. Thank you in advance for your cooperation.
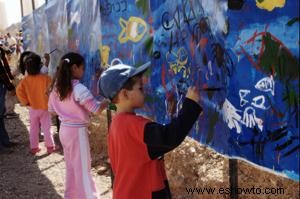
[22,0,299,181]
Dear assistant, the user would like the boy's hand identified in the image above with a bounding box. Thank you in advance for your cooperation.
[94,99,110,117]
[99,99,110,112]
[185,86,200,103]
[166,92,176,116]
[44,53,50,66]
[44,53,50,61]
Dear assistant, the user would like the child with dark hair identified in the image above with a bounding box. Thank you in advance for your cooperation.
[18,51,32,75]
[99,62,202,199]
[18,51,52,141]
[48,52,108,199]
[19,51,50,75]
[16,52,57,154]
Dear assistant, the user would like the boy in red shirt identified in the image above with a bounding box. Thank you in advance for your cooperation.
[99,62,202,199]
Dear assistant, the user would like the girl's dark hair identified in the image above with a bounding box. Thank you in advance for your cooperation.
[23,52,42,75]
[19,51,36,75]
[53,52,84,100]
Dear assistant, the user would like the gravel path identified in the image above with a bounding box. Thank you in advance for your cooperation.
[0,104,112,199]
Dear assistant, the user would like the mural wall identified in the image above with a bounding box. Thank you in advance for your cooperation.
[22,0,299,181]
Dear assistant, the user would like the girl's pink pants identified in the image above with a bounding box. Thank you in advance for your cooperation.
[29,108,54,149]
[59,125,99,199]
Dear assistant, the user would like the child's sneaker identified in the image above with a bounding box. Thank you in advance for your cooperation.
[47,146,60,154]
[30,147,41,155]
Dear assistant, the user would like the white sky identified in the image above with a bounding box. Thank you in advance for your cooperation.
[0,0,21,28]
[0,0,45,29]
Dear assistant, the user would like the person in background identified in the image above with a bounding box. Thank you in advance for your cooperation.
[18,51,32,75]
[16,52,57,154]
[5,33,16,53]
[15,31,23,55]
[19,51,50,75]
[18,51,51,141]
[0,46,17,150]
[48,52,108,199]
[40,53,50,74]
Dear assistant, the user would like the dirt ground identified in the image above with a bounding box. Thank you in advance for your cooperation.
[164,138,299,199]
[0,104,112,199]
[1,101,299,199]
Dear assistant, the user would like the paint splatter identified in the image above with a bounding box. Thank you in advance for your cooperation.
[256,0,286,11]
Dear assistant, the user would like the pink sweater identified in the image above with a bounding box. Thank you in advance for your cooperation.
[48,80,100,127]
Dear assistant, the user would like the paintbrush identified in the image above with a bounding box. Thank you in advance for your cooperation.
[49,48,61,54]
[199,87,224,91]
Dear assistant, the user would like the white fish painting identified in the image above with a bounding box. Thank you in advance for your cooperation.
[255,76,275,95]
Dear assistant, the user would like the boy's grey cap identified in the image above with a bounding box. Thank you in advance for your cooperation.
[99,61,151,100]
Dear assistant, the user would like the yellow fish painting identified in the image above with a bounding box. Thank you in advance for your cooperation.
[256,0,286,11]
[118,16,147,44]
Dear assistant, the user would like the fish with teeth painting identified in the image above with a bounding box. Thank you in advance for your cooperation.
[255,76,275,96]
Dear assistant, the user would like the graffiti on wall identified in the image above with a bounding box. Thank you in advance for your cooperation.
[22,0,299,181]
[45,0,68,75]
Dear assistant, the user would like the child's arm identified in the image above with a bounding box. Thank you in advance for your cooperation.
[16,80,29,106]
[74,83,108,115]
[94,99,109,116]
[144,86,202,160]
[44,53,50,67]
[48,92,57,116]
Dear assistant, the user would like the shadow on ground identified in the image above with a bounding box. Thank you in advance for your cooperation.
[1,104,112,199]
[0,104,63,199]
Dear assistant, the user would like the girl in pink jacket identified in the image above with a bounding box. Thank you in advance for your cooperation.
[48,52,107,199]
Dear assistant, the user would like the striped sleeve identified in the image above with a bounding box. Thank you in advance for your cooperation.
[48,91,56,113]
[73,83,100,113]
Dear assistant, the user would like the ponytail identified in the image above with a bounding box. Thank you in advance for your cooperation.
[53,52,84,100]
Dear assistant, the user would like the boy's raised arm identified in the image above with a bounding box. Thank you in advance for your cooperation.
[144,87,202,160]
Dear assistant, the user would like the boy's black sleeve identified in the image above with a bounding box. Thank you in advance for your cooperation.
[144,98,202,160]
